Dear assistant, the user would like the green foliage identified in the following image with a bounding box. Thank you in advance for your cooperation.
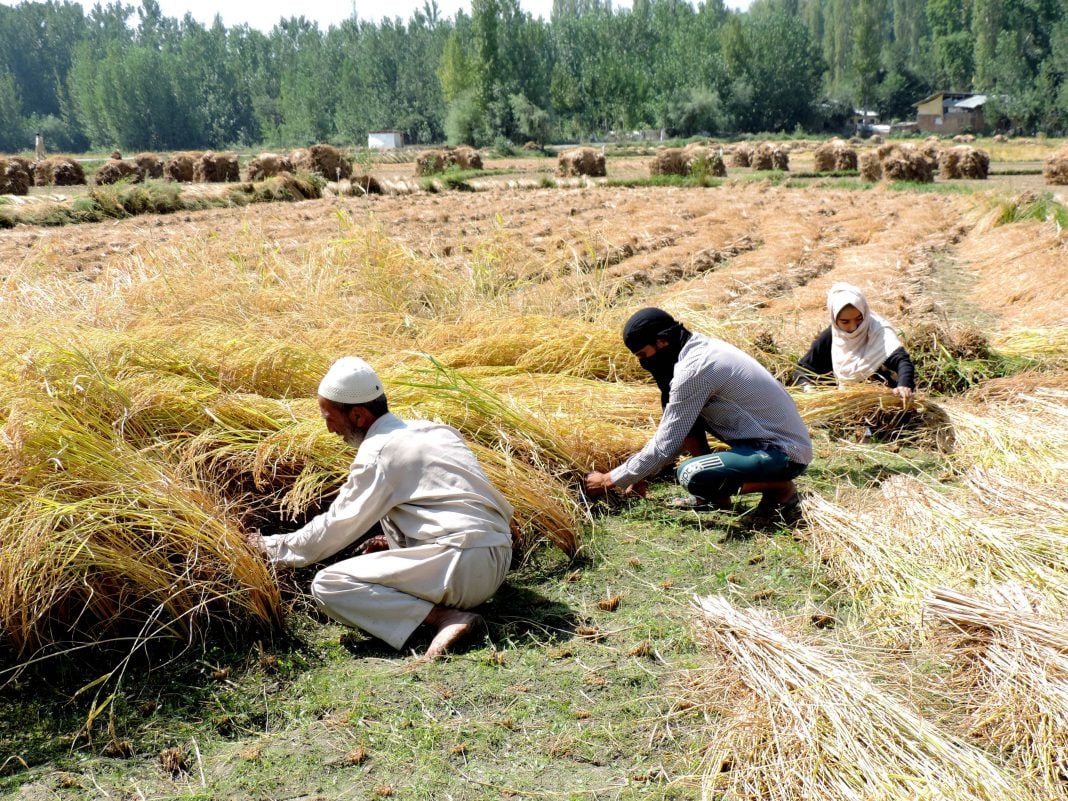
[992,191,1068,228]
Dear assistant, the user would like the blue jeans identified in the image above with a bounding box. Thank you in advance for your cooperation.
[676,445,807,499]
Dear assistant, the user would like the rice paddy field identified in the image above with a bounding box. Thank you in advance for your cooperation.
[1,145,1066,799]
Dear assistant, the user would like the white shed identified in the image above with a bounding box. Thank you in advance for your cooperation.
[368,130,404,149]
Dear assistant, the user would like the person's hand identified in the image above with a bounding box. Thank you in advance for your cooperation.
[584,471,615,497]
[356,534,389,556]
[892,386,914,403]
[244,528,265,550]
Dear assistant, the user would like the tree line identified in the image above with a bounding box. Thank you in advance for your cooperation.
[2,0,1067,155]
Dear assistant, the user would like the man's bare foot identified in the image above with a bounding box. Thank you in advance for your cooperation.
[423,607,484,659]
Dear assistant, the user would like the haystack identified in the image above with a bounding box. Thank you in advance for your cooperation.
[349,174,383,195]
[729,143,752,168]
[244,153,294,181]
[453,145,483,170]
[751,143,789,171]
[556,147,606,177]
[1042,148,1068,185]
[861,144,933,183]
[939,145,990,180]
[109,149,122,160]
[290,144,352,180]
[952,133,976,144]
[415,149,448,176]
[993,133,1008,143]
[813,139,858,172]
[918,139,942,171]
[650,145,726,177]
[133,152,164,179]
[869,133,883,144]
[0,158,31,195]
[193,151,240,183]
[94,159,140,185]
[33,157,86,186]
[163,152,200,182]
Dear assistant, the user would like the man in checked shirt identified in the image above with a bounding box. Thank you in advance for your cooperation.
[584,308,812,529]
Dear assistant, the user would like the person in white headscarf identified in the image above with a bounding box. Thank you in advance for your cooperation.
[793,282,915,400]
[248,356,513,659]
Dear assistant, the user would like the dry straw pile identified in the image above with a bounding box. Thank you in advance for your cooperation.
[291,144,353,179]
[94,158,140,185]
[812,138,858,172]
[193,151,240,183]
[751,142,789,171]
[649,144,726,177]
[0,157,32,194]
[728,142,752,167]
[686,595,1032,801]
[939,145,990,179]
[1043,147,1068,184]
[557,147,606,177]
[245,152,294,181]
[860,143,934,183]
[32,157,86,186]
[163,151,200,182]
[133,152,164,179]
[415,146,483,175]
[925,585,1068,800]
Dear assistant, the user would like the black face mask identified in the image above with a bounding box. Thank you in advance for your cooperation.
[639,342,683,406]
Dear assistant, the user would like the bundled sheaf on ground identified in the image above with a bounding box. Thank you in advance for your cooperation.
[415,146,483,176]
[684,595,1036,801]
[193,151,240,183]
[557,147,606,177]
[32,156,86,186]
[291,144,353,180]
[861,143,934,183]
[1043,147,1068,184]
[244,152,294,181]
[812,138,858,172]
[0,157,32,194]
[649,144,726,177]
[939,146,990,179]
[924,585,1068,801]
[750,142,789,171]
[93,158,140,185]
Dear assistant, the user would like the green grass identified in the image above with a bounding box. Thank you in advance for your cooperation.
[991,190,1068,228]
[605,174,724,189]
[1,426,931,799]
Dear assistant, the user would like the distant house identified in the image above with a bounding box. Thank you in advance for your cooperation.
[914,92,987,134]
[367,130,404,149]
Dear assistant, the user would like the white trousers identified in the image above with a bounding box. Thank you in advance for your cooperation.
[310,543,510,650]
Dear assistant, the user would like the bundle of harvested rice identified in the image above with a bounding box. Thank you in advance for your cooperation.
[1043,148,1068,185]
[231,172,322,202]
[751,142,789,171]
[939,146,990,180]
[881,143,933,182]
[993,133,1009,143]
[93,158,140,185]
[953,133,976,144]
[453,145,482,170]
[918,139,942,171]
[193,151,240,183]
[728,142,752,167]
[649,145,726,177]
[556,147,606,177]
[415,149,449,176]
[925,585,1068,800]
[812,138,858,172]
[686,595,1032,801]
[868,133,883,144]
[348,174,383,195]
[133,152,164,179]
[32,157,86,186]
[291,144,352,180]
[0,157,31,194]
[163,151,200,182]
[792,385,953,449]
[859,150,883,181]
[244,152,295,181]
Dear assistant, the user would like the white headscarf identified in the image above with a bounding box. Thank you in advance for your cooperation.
[827,282,903,384]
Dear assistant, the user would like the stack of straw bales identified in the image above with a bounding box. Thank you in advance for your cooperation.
[993,133,1009,143]
[952,133,976,143]
[193,151,240,183]
[291,144,353,179]
[728,142,752,167]
[0,157,32,194]
[94,158,140,185]
[751,142,789,171]
[556,147,606,177]
[812,138,858,172]
[244,153,295,181]
[133,152,164,179]
[649,144,726,177]
[860,143,933,183]
[163,151,200,182]
[414,146,483,176]
[1042,148,1068,184]
[939,145,990,180]
[33,157,86,186]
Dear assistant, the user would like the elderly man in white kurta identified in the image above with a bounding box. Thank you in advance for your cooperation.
[253,357,513,658]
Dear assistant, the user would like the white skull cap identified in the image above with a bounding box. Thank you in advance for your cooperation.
[317,356,383,405]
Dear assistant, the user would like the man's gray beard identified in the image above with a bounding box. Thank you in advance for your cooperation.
[343,430,366,449]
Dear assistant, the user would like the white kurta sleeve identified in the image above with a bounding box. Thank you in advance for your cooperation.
[260,461,396,567]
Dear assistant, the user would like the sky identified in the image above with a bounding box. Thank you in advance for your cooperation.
[32,0,753,32]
